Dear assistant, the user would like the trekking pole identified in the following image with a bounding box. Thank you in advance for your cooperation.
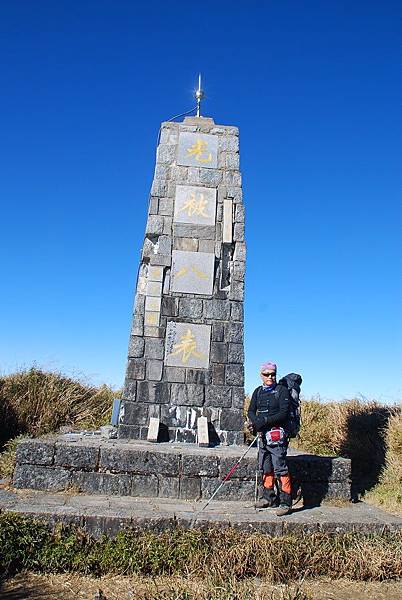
[254,470,258,511]
[191,434,259,524]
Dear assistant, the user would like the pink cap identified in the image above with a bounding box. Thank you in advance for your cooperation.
[260,362,277,373]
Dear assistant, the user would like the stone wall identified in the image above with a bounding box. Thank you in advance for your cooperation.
[13,438,352,505]
[119,117,245,444]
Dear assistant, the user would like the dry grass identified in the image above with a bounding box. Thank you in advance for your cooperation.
[0,367,120,448]
[365,413,402,515]
[2,574,401,600]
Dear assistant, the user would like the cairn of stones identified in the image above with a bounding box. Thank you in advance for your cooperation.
[118,116,245,445]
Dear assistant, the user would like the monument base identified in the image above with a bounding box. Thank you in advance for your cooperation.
[13,435,351,506]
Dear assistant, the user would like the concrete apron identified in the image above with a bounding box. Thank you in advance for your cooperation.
[1,486,401,539]
[12,435,352,506]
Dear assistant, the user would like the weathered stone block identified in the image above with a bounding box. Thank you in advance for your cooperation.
[151,179,167,197]
[199,169,223,186]
[230,302,243,321]
[225,364,244,386]
[220,409,244,431]
[229,280,244,301]
[157,144,176,164]
[232,387,245,409]
[234,204,245,223]
[146,215,164,235]
[174,237,198,251]
[233,223,245,241]
[72,472,132,496]
[117,424,141,439]
[204,299,231,321]
[182,455,219,477]
[137,382,170,404]
[128,336,145,358]
[16,440,54,466]
[122,379,136,401]
[148,197,158,214]
[150,253,171,267]
[163,366,186,383]
[171,383,204,406]
[228,322,244,343]
[158,476,179,498]
[144,337,164,359]
[160,297,178,317]
[228,343,244,363]
[173,223,216,240]
[233,242,246,261]
[201,478,253,500]
[54,444,99,470]
[121,401,149,426]
[205,385,232,407]
[147,360,163,381]
[212,322,225,342]
[127,359,146,380]
[132,474,159,497]
[211,364,225,385]
[185,369,210,385]
[219,456,255,479]
[210,342,228,363]
[13,465,70,492]
[179,477,201,500]
[158,198,174,216]
[179,298,203,318]
[225,431,244,446]
[198,239,215,253]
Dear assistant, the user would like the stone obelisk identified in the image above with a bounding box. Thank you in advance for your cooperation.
[118,96,245,444]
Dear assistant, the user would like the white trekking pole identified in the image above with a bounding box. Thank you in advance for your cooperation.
[191,434,258,525]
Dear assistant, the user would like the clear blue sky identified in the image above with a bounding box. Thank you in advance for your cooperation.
[1,1,401,402]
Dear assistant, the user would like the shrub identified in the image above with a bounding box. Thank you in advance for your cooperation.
[0,367,119,447]
[0,514,401,582]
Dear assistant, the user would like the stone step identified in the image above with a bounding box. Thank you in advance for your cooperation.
[1,487,401,539]
[13,436,351,505]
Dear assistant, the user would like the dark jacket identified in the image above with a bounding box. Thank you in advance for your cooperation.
[248,384,291,433]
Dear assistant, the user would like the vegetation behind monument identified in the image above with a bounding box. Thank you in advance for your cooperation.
[0,367,400,514]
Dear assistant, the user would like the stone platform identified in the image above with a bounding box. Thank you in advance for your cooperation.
[13,435,351,505]
[1,487,401,539]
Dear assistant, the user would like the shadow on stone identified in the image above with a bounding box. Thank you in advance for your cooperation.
[339,405,394,500]
[207,422,220,447]
[157,423,170,443]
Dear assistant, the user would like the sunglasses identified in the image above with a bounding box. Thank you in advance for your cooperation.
[261,372,276,377]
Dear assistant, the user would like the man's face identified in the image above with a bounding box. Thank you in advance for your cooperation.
[261,371,277,385]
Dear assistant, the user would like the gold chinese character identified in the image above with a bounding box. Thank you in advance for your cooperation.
[169,328,204,364]
[175,265,208,280]
[187,138,212,163]
[179,192,209,218]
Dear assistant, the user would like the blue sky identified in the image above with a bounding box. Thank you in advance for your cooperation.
[1,1,401,402]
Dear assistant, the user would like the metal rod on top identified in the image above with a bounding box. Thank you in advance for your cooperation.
[195,73,205,117]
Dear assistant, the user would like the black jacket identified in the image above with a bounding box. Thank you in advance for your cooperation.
[247,384,291,432]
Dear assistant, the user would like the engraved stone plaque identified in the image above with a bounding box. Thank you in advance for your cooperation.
[170,250,215,295]
[177,132,218,169]
[165,321,211,369]
[174,185,217,226]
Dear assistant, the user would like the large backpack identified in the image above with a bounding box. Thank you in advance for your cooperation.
[278,373,303,438]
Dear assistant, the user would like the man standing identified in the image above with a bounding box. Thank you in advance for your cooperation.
[248,361,292,516]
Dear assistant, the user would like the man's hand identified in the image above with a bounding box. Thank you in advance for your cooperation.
[246,420,255,435]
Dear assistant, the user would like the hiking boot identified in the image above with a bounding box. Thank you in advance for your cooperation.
[255,488,277,509]
[276,504,291,516]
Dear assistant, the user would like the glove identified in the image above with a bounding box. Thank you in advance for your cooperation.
[246,420,255,435]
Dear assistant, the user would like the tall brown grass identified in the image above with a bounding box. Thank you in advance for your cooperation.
[0,367,118,447]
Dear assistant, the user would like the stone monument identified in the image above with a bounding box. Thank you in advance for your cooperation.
[118,95,245,444]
